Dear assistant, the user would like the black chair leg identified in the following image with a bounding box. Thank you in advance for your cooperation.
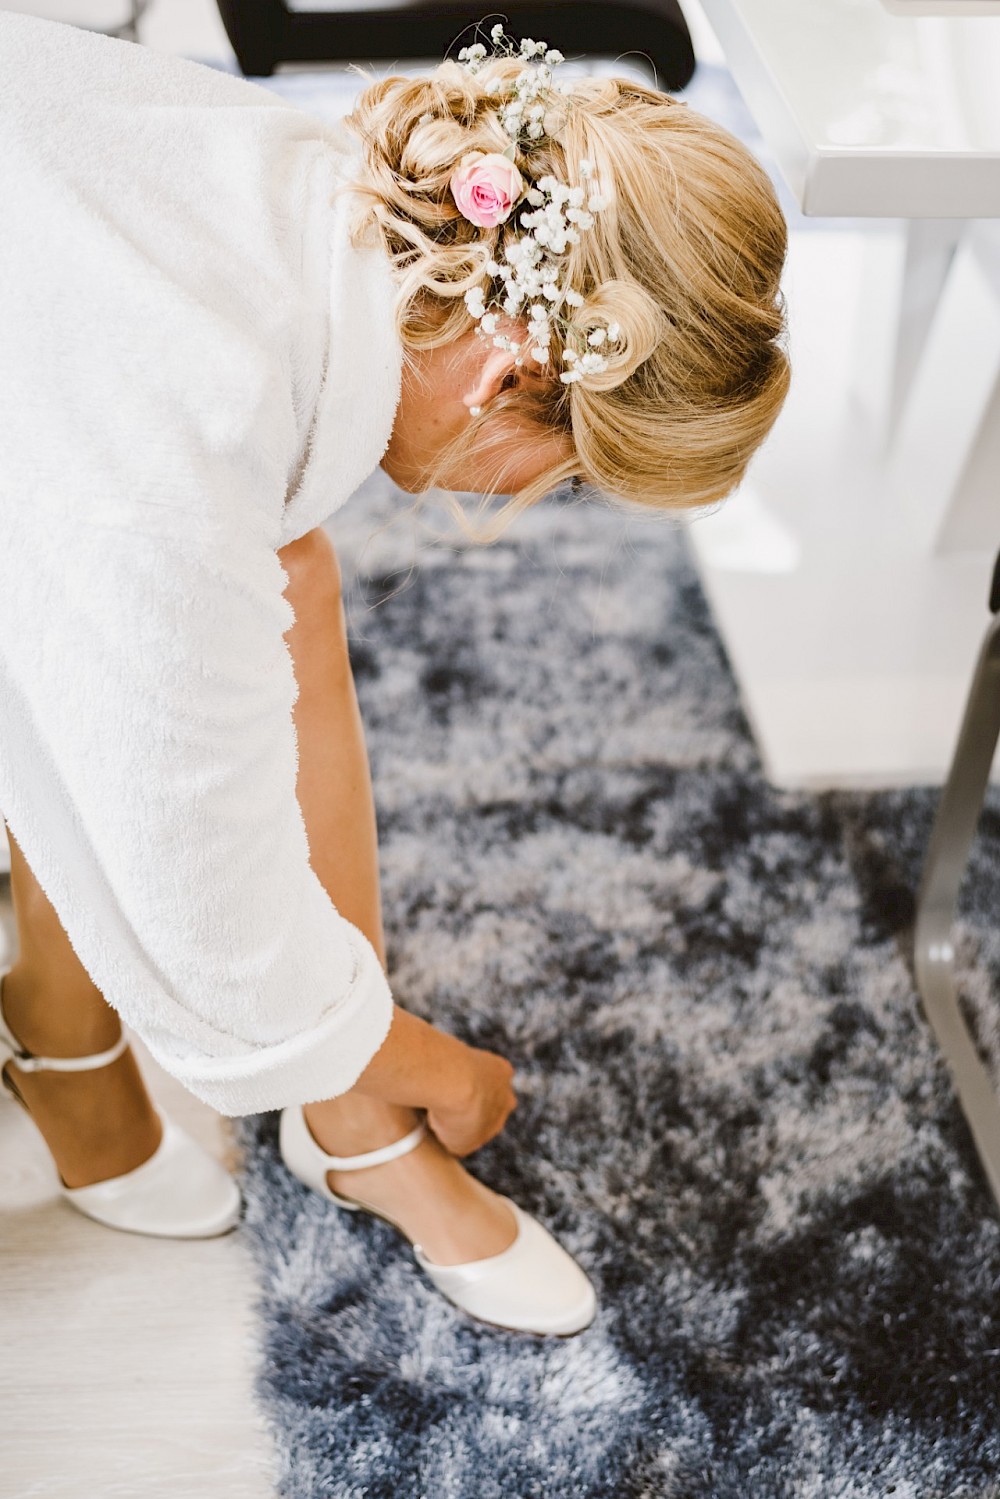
[215,0,695,90]
[914,567,1000,1207]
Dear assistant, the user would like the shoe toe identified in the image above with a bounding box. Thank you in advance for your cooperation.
[62,1111,242,1239]
[413,1198,597,1336]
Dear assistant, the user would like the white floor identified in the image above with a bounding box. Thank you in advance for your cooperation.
[0,895,277,1499]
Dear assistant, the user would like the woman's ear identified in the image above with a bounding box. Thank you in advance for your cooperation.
[462,341,520,412]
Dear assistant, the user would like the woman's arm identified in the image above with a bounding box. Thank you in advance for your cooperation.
[277,527,516,1153]
[350,1003,516,1156]
[0,491,484,1120]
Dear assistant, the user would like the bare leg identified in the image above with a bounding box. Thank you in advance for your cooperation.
[283,528,517,1264]
[3,526,516,1259]
[1,829,162,1187]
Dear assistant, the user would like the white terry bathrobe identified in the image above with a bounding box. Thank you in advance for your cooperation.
[0,12,406,1114]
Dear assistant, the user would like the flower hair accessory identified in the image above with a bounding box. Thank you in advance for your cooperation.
[450,152,524,228]
[450,26,623,386]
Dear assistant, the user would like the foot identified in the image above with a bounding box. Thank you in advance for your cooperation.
[2,966,163,1190]
[302,1096,519,1267]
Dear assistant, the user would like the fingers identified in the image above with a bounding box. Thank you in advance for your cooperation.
[426,1112,486,1158]
[426,1114,475,1157]
[423,1047,519,1156]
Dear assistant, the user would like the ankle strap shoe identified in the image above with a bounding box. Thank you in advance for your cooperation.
[0,967,242,1239]
[279,1103,597,1337]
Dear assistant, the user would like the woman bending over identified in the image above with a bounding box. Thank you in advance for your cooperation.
[0,17,788,1336]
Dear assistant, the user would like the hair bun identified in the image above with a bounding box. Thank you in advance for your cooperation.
[568,280,666,390]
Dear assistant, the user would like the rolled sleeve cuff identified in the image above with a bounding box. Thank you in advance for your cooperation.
[139,941,396,1117]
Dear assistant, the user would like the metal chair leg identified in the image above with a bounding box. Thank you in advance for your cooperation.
[914,583,1000,1207]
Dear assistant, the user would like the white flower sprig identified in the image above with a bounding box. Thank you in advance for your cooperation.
[455,28,623,386]
[459,29,565,150]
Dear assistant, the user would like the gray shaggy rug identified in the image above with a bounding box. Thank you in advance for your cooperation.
[234,474,1000,1499]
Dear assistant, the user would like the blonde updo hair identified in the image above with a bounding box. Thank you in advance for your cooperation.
[340,53,790,544]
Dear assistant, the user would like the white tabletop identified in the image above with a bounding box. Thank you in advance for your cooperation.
[698,0,1000,215]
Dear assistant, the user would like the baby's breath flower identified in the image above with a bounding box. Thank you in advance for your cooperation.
[455,28,624,389]
[458,42,487,67]
[561,349,610,383]
[579,351,609,374]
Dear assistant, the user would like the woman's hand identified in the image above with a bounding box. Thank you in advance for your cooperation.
[425,1045,517,1157]
[351,1004,517,1155]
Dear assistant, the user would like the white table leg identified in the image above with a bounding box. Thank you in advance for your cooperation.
[687,225,999,788]
[887,217,968,442]
[886,225,1000,554]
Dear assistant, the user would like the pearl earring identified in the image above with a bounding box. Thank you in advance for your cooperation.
[469,405,482,417]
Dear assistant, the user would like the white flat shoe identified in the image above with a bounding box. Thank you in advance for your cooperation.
[278,1104,597,1337]
[0,967,242,1239]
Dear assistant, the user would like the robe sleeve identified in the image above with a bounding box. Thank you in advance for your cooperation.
[0,6,403,1116]
[0,489,396,1116]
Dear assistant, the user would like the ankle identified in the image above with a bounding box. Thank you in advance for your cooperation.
[2,964,122,1059]
[303,1093,421,1157]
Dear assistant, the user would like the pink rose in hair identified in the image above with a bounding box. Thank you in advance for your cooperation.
[449,152,524,227]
